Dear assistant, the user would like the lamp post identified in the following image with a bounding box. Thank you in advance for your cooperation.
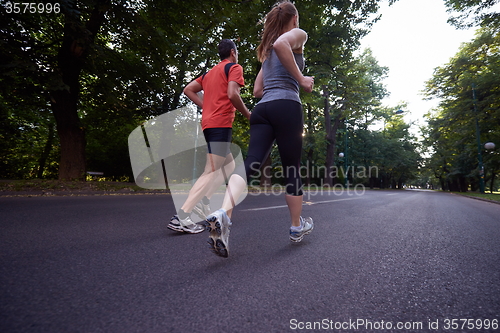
[344,121,349,188]
[472,83,485,193]
[338,152,346,187]
[484,142,496,193]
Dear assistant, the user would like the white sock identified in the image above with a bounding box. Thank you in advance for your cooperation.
[290,217,303,231]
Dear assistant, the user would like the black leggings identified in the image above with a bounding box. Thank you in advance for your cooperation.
[244,99,304,196]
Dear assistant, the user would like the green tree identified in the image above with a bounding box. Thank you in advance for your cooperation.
[1,0,164,180]
[1,0,396,182]
[423,26,500,191]
[444,0,500,28]
[318,48,389,186]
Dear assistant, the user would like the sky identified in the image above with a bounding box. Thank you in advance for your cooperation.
[360,0,478,132]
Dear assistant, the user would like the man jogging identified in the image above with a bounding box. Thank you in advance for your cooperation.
[168,39,251,234]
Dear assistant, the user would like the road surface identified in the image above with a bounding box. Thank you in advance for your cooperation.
[1,189,499,332]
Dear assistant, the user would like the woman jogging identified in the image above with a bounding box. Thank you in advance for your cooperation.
[204,1,315,258]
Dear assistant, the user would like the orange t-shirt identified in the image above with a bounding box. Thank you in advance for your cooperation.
[195,59,245,130]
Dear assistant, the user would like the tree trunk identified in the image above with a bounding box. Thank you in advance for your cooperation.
[50,2,109,180]
[37,123,55,178]
[51,71,86,180]
[305,103,313,186]
[490,171,496,193]
[259,155,272,188]
[459,175,468,192]
[322,87,341,187]
[323,99,333,186]
[306,150,312,187]
[439,177,446,191]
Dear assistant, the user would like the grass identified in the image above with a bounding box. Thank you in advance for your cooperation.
[455,191,500,203]
[0,179,156,194]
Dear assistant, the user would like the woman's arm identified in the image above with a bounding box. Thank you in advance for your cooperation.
[253,68,264,98]
[272,28,314,93]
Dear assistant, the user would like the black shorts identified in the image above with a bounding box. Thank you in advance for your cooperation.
[203,127,232,157]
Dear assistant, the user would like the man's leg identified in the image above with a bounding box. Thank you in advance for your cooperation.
[180,152,229,214]
[168,152,229,234]
[200,152,235,202]
[204,106,276,256]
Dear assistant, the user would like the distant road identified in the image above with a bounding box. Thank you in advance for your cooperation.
[1,190,499,332]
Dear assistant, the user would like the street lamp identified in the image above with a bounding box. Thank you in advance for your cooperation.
[338,151,347,188]
[485,142,496,150]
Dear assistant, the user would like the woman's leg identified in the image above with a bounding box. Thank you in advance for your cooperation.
[268,100,305,227]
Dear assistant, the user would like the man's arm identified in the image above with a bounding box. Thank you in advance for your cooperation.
[228,81,251,120]
[183,80,204,109]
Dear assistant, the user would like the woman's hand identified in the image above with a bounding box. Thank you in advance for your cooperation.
[300,76,314,93]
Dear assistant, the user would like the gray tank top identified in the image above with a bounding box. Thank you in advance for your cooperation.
[258,49,305,104]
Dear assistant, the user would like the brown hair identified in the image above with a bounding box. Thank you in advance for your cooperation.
[218,39,237,60]
[256,1,298,63]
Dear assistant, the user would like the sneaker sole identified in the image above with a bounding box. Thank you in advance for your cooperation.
[167,222,204,234]
[203,216,228,258]
[290,224,314,243]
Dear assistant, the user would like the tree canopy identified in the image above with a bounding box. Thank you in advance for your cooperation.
[1,0,423,190]
[444,0,500,28]
[423,25,500,192]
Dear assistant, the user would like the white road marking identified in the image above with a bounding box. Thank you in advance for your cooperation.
[241,196,362,211]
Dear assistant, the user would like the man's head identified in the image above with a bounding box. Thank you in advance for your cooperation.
[218,39,238,62]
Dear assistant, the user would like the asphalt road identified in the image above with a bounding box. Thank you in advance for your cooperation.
[1,190,499,332]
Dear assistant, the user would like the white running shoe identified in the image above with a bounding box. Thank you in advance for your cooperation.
[289,217,314,242]
[168,215,205,234]
[203,209,232,258]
